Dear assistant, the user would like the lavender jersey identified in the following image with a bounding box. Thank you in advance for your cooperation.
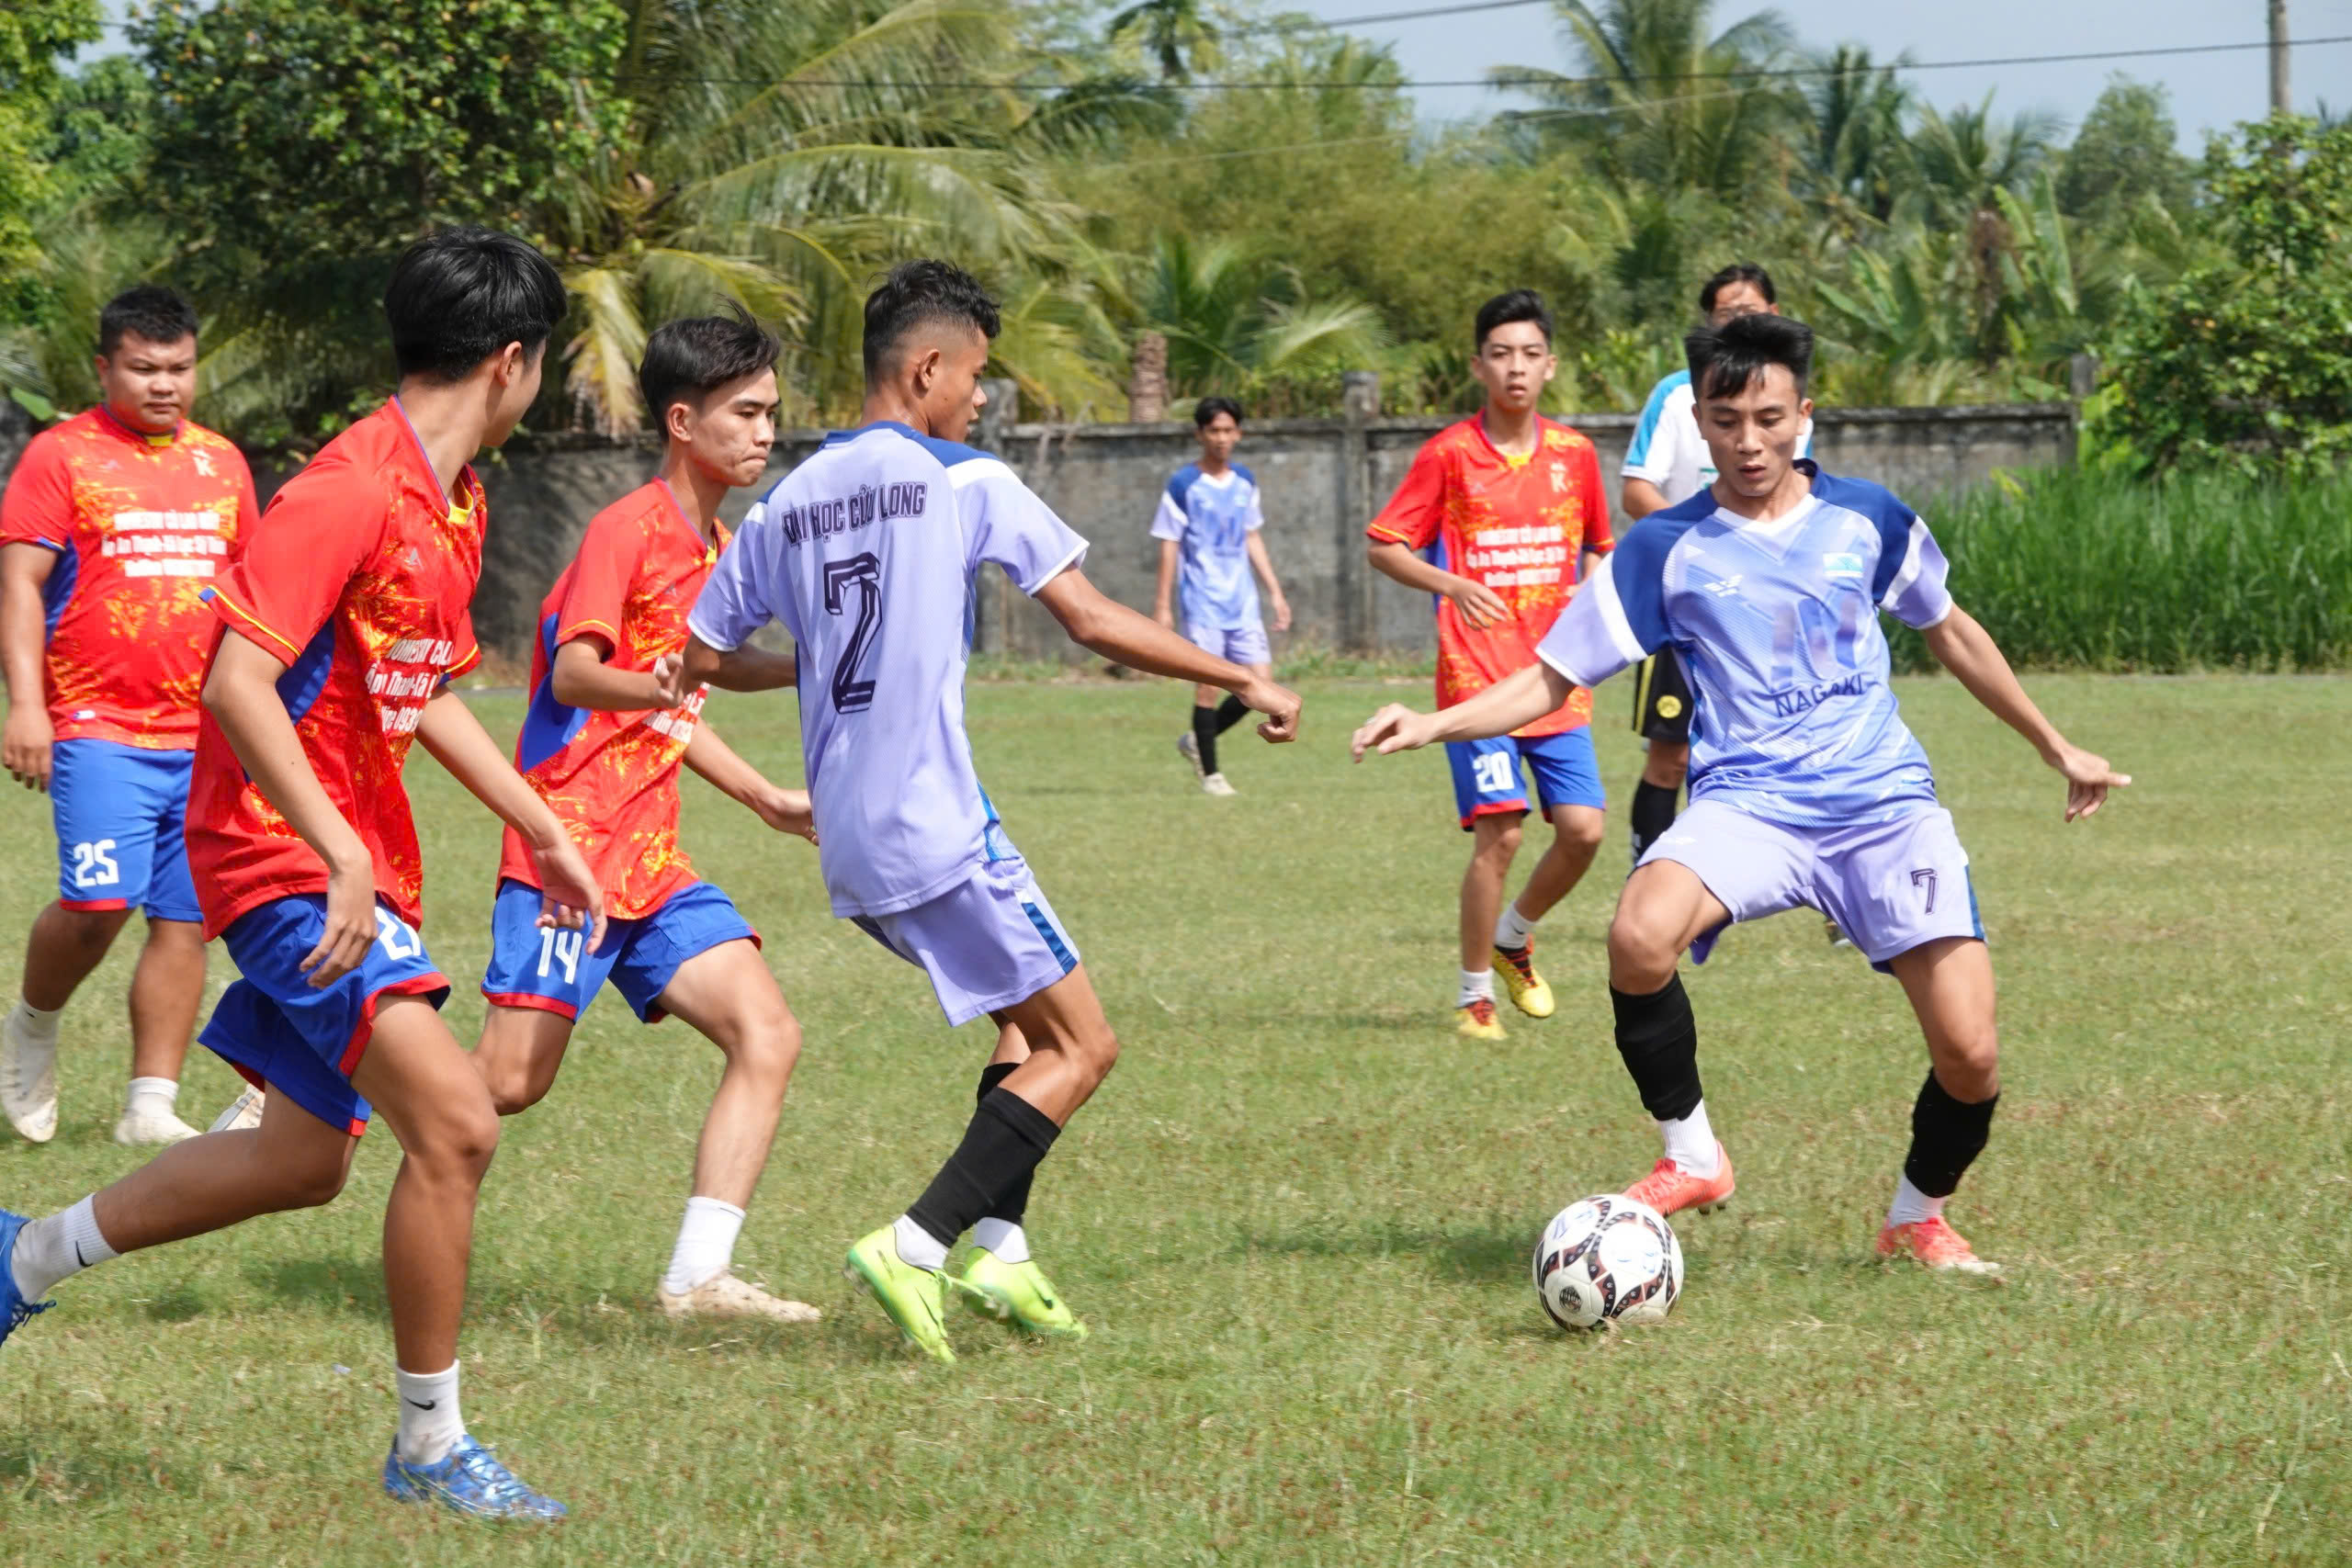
[687,421,1087,918]
[1150,465,1263,629]
[1537,462,1954,828]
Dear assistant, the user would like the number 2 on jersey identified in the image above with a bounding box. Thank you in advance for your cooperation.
[823,553,883,713]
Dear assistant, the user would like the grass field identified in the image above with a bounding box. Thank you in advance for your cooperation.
[2,673,2346,1565]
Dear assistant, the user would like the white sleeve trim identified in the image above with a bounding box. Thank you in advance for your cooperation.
[1914,599,1954,630]
[1879,518,1930,612]
[1589,558,1647,666]
[1020,536,1089,597]
[685,606,746,652]
[947,456,1016,490]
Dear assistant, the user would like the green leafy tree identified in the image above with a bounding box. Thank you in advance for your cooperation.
[2055,76,2195,226]
[0,0,104,304]
[1141,232,1384,395]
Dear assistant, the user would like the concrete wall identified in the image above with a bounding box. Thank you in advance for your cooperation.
[1,390,2075,666]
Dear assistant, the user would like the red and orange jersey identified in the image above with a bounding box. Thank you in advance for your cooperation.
[1366,415,1613,737]
[498,480,725,920]
[186,400,485,940]
[0,406,257,749]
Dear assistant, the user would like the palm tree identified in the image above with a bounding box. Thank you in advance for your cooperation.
[1140,233,1385,395]
[1795,44,1913,229]
[1105,0,1221,83]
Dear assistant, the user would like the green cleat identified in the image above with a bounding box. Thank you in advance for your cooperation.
[844,1227,956,1362]
[957,1249,1089,1340]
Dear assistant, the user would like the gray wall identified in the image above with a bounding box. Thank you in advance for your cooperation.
[1,393,2075,666]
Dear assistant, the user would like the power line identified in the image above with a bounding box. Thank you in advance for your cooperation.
[1220,0,1552,37]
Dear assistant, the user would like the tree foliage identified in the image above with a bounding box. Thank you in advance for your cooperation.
[0,0,104,305]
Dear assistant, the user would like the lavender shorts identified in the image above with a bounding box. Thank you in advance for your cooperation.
[1185,618,1271,666]
[1641,800,1983,975]
[852,854,1081,1025]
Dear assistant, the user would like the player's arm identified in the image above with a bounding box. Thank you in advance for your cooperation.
[1918,606,2129,821]
[1349,662,1572,761]
[1034,565,1299,740]
[1366,540,1508,630]
[1151,538,1179,630]
[414,689,608,947]
[1245,529,1292,633]
[677,636,796,695]
[0,542,56,792]
[548,637,683,712]
[1621,478,1669,521]
[682,723,814,841]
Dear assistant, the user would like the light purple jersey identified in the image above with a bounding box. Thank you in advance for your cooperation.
[687,421,1087,918]
[1537,462,1955,828]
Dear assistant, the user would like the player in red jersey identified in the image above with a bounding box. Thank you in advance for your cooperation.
[0,287,258,1146]
[1365,290,1613,1041]
[1,230,604,1521]
[469,310,821,1324]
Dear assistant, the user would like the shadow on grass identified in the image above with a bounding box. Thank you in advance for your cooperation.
[0,1434,203,1504]
[1238,1216,1531,1282]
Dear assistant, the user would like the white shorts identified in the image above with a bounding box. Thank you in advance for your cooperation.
[1641,799,1983,975]
[851,855,1080,1026]
[1185,618,1270,665]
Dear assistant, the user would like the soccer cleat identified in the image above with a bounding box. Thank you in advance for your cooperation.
[657,1271,821,1324]
[1876,1215,2001,1275]
[1201,772,1238,797]
[1454,997,1507,1040]
[1825,917,1854,950]
[1623,1142,1736,1217]
[209,1086,266,1133]
[1,1014,59,1145]
[1491,942,1555,1019]
[957,1250,1088,1339]
[382,1435,567,1520]
[113,1108,201,1146]
[1176,730,1205,782]
[2,1210,56,1342]
[843,1227,956,1362]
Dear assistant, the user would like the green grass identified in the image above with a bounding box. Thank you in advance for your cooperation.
[3,674,2348,1564]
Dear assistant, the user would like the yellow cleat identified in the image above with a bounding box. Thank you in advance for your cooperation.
[958,1250,1089,1339]
[844,1227,956,1362]
[1491,942,1555,1018]
[1455,997,1507,1040]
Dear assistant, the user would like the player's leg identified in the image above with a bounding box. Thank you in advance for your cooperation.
[1491,730,1608,1020]
[2,903,130,1144]
[114,747,208,1143]
[1628,653,1693,869]
[1447,737,1529,1039]
[471,878,614,1116]
[953,1005,1088,1337]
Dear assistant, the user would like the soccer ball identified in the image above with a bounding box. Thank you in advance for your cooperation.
[1532,1195,1683,1330]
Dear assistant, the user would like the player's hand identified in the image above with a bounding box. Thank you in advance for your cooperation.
[650,651,687,707]
[1153,606,1177,633]
[753,785,818,843]
[1269,594,1293,634]
[1351,703,1436,761]
[1448,578,1509,630]
[303,859,380,987]
[2,704,53,792]
[2050,741,2130,821]
[529,836,610,954]
[1238,677,1301,743]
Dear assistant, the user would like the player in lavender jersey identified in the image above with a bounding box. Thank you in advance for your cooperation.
[678,261,1301,1360]
[1351,312,2128,1276]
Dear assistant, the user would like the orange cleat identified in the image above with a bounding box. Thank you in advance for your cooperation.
[1875,1214,2001,1275]
[1623,1142,1736,1216]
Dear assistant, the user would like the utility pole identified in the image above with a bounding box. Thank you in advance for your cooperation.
[2268,0,2290,113]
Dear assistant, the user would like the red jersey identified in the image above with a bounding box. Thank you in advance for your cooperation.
[187,400,484,939]
[498,480,723,920]
[1366,415,1612,737]
[0,406,256,749]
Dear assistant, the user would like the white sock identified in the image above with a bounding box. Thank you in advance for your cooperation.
[892,1213,949,1272]
[1885,1174,1945,1228]
[10,1194,118,1301]
[9,998,62,1043]
[124,1077,180,1120]
[394,1362,464,1466]
[1456,968,1494,1007]
[661,1195,745,1295]
[1495,903,1534,951]
[1659,1103,1719,1178]
[972,1218,1030,1264]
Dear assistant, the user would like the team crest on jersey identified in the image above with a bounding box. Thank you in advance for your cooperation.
[1825,551,1865,579]
[1549,461,1568,492]
[192,449,216,477]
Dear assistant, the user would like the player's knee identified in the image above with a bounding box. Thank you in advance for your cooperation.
[1074,1023,1119,1089]
[481,1062,548,1118]
[414,1098,503,1181]
[51,905,130,957]
[1934,1028,2000,1095]
[1556,811,1605,855]
[1475,818,1523,862]
[1606,908,1680,990]
[728,1012,802,1092]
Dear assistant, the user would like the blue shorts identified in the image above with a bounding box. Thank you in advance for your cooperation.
[50,739,200,922]
[852,854,1080,1027]
[198,896,450,1137]
[481,879,758,1024]
[1446,728,1606,829]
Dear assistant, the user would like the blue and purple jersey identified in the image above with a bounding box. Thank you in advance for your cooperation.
[1150,464,1262,630]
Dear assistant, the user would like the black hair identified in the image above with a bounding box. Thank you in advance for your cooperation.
[383,226,568,383]
[1474,288,1552,350]
[862,260,1001,383]
[96,285,200,357]
[1699,262,1778,315]
[639,305,782,427]
[1685,311,1815,401]
[1193,396,1244,429]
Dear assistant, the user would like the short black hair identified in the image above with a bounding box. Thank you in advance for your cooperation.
[1193,396,1244,429]
[1699,262,1778,315]
[1474,288,1552,350]
[384,226,568,383]
[96,286,199,357]
[639,305,782,428]
[862,260,1000,383]
[1686,311,1815,401]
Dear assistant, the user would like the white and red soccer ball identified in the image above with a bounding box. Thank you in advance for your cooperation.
[1532,1195,1683,1329]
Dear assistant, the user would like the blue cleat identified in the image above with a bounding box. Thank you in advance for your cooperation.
[1,1209,55,1344]
[382,1435,567,1520]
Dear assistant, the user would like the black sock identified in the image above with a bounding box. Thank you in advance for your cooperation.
[1213,694,1250,734]
[1611,975,1702,1122]
[1903,1071,1998,1199]
[1192,705,1220,775]
[1629,779,1681,864]
[905,1088,1061,1250]
[976,1062,1032,1224]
